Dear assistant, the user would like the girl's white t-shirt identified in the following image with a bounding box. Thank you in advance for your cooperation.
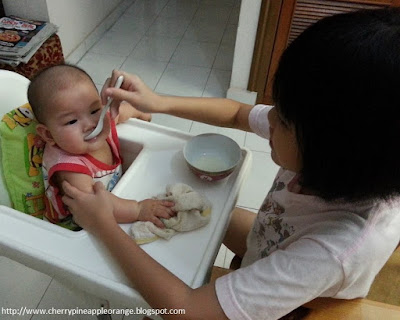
[215,104,400,320]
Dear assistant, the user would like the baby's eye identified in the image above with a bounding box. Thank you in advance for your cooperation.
[65,119,77,125]
[91,109,100,115]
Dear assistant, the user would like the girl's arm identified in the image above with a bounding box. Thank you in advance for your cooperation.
[102,70,254,132]
[98,219,227,319]
[153,95,254,132]
[62,181,228,320]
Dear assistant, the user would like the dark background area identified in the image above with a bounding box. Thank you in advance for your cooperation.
[0,1,5,16]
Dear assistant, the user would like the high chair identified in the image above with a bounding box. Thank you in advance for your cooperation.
[0,70,29,207]
[0,70,122,318]
[0,70,252,319]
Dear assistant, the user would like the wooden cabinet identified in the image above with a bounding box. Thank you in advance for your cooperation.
[249,0,400,104]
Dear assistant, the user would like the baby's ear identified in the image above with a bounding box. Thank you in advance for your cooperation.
[36,124,55,145]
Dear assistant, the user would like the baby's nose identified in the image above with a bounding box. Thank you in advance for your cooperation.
[84,117,98,131]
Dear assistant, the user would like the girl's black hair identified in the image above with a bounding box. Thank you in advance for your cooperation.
[273,8,400,202]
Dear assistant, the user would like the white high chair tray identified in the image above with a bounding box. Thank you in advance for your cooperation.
[0,119,251,307]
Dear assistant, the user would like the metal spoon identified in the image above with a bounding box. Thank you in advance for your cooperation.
[84,75,124,140]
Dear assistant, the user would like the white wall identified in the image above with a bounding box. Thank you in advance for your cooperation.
[46,0,122,56]
[3,0,123,57]
[227,0,261,105]
[3,0,49,21]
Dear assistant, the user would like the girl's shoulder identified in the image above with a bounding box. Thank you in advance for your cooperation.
[249,104,273,139]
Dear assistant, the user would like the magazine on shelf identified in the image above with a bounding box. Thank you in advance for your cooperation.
[0,15,57,58]
[0,37,48,66]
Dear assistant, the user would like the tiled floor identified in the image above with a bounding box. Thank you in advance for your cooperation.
[1,0,279,318]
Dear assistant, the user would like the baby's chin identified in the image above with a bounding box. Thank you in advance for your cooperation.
[85,128,110,143]
[85,135,108,148]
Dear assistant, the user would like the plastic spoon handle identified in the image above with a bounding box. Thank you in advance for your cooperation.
[84,75,124,140]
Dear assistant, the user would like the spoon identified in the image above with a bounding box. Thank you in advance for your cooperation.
[84,75,124,140]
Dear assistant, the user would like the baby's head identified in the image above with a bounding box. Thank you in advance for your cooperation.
[28,64,111,154]
[273,8,400,202]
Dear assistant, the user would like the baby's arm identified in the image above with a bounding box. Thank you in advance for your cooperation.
[56,171,95,195]
[57,172,174,228]
[109,194,175,228]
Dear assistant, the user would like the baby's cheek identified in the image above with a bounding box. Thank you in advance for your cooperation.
[102,117,112,135]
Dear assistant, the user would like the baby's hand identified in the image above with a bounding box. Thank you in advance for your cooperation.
[116,101,152,124]
[127,104,152,122]
[137,199,175,228]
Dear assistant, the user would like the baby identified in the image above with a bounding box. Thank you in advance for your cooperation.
[28,64,174,230]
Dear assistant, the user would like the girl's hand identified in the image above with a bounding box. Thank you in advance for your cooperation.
[137,199,175,229]
[62,181,116,235]
[101,70,163,119]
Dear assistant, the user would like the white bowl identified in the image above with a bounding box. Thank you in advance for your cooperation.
[183,133,241,181]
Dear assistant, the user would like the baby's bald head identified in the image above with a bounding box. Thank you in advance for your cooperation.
[28,64,96,124]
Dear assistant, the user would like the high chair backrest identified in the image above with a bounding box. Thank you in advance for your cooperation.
[0,70,30,206]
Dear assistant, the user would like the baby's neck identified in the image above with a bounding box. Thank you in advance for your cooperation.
[88,140,114,165]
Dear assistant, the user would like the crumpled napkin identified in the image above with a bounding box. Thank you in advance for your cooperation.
[130,183,212,244]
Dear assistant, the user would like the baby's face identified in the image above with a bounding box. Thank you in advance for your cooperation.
[44,80,111,154]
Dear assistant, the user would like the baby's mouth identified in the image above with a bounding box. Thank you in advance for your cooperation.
[85,134,97,142]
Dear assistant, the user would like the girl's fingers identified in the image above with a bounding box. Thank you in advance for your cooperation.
[62,181,104,203]
[101,77,111,104]
[93,181,106,192]
[62,195,72,207]
[62,180,77,198]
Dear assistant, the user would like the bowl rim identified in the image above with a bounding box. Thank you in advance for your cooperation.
[183,133,242,174]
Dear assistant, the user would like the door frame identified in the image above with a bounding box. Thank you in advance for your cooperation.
[248,0,400,104]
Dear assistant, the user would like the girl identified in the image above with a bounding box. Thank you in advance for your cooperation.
[62,8,400,319]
